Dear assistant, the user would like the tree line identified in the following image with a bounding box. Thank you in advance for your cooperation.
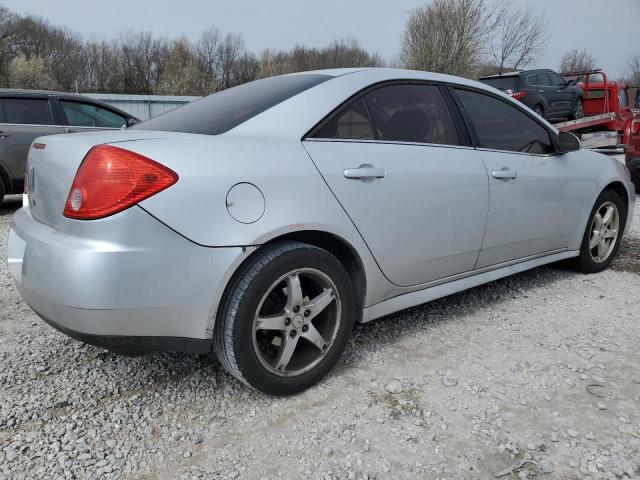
[0,1,638,96]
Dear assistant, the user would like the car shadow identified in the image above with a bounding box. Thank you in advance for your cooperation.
[342,263,573,364]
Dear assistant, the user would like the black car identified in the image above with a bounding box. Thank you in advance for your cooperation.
[479,69,583,121]
[0,90,139,203]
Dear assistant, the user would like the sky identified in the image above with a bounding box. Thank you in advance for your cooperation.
[3,0,639,79]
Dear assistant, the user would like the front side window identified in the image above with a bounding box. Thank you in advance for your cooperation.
[61,101,127,128]
[0,98,55,125]
[454,89,553,154]
[618,88,628,108]
[549,72,566,87]
[537,73,551,86]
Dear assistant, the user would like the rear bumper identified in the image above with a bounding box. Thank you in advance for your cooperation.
[8,206,248,353]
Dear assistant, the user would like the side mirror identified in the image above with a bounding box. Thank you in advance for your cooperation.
[126,118,140,127]
[556,131,581,153]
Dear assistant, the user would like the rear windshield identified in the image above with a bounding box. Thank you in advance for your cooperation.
[480,77,519,91]
[132,74,331,135]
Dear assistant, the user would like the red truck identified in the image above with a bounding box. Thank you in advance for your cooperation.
[625,116,640,193]
[556,69,636,150]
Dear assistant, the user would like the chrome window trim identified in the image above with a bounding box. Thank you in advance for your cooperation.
[303,137,477,151]
[475,146,560,158]
[0,122,62,128]
[63,125,122,130]
[304,138,557,157]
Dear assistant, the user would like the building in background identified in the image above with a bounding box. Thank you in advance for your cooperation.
[82,94,201,121]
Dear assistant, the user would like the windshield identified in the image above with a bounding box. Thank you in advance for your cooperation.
[132,73,331,135]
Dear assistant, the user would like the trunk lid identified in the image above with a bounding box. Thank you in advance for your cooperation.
[26,130,167,229]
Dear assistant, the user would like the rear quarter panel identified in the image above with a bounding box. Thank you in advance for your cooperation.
[121,134,395,307]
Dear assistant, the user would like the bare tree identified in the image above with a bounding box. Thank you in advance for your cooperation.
[119,32,169,94]
[194,28,221,94]
[0,7,18,86]
[259,39,383,78]
[399,0,497,77]
[624,53,640,86]
[491,1,547,72]
[558,49,597,74]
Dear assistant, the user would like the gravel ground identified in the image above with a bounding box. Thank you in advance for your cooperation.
[1,184,639,480]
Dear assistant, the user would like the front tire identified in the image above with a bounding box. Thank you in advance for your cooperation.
[214,241,356,395]
[573,189,626,273]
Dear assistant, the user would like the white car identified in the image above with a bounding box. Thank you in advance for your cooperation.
[7,68,635,394]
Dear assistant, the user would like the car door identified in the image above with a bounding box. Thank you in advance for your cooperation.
[533,73,560,117]
[548,72,575,117]
[0,96,65,188]
[452,87,588,268]
[303,83,489,287]
[58,99,129,133]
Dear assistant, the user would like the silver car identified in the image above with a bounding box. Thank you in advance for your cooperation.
[7,69,635,395]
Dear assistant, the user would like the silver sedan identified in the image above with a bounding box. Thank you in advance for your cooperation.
[7,68,635,395]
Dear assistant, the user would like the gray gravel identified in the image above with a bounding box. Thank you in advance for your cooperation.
[1,188,639,480]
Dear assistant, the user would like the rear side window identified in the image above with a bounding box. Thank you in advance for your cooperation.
[314,98,373,140]
[480,77,519,91]
[364,84,459,145]
[313,83,459,146]
[0,98,55,125]
[454,89,553,154]
[132,74,331,135]
[526,74,538,86]
[61,100,127,128]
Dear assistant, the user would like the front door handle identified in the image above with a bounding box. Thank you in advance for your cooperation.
[0,132,9,139]
[344,164,386,180]
[492,168,518,180]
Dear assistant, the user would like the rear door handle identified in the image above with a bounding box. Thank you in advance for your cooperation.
[0,132,9,139]
[344,164,386,180]
[492,168,518,180]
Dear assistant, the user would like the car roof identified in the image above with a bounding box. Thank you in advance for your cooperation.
[479,69,557,80]
[230,67,559,138]
[0,88,138,120]
[0,88,92,97]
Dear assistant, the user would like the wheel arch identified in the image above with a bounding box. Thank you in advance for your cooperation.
[604,180,629,212]
[0,163,10,196]
[263,230,367,320]
[212,229,367,333]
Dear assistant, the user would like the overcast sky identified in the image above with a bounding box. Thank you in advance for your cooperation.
[4,0,639,78]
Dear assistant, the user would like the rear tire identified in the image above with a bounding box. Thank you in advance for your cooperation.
[573,189,626,273]
[0,180,4,204]
[533,104,544,117]
[213,241,356,395]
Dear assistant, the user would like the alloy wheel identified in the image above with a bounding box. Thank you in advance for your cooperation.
[252,268,341,377]
[588,201,619,263]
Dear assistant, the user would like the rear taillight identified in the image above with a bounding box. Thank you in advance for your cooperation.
[63,145,178,220]
[507,90,526,101]
[632,120,640,136]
